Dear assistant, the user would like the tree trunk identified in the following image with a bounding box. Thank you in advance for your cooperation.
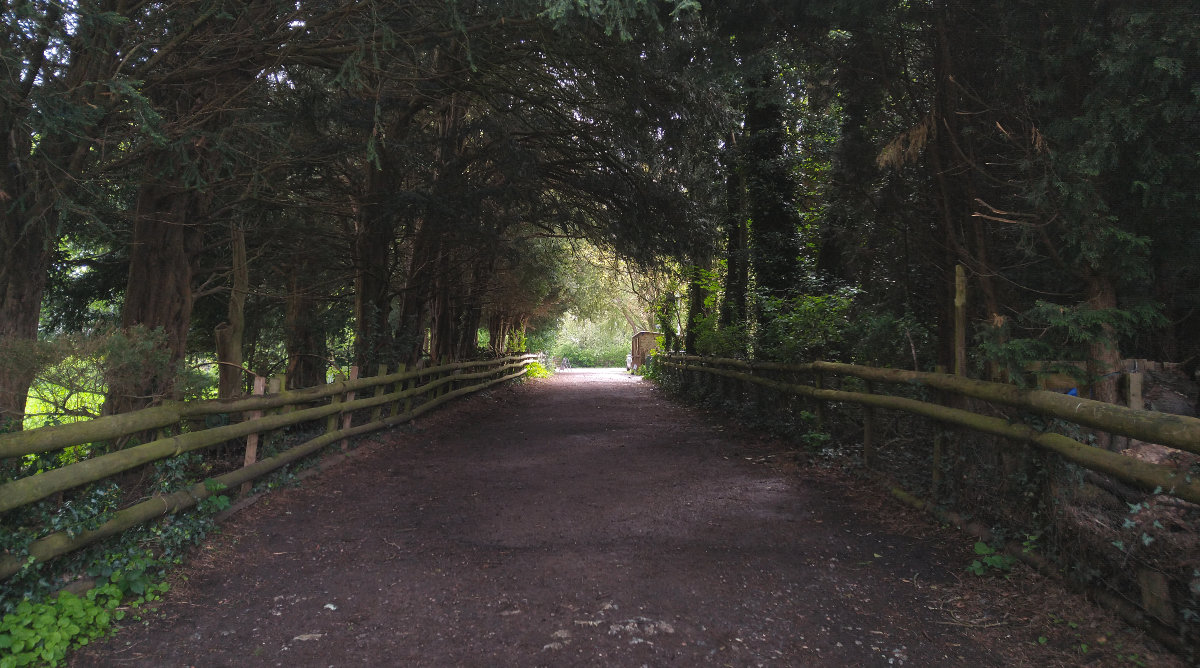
[353,159,398,370]
[428,245,456,363]
[0,218,49,429]
[683,256,711,355]
[0,3,119,428]
[1085,272,1122,451]
[744,64,801,306]
[285,260,329,391]
[929,12,971,374]
[111,182,203,412]
[215,222,249,399]
[720,144,749,329]
[451,251,494,360]
[113,2,290,411]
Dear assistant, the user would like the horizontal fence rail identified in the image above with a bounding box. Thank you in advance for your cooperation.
[658,355,1200,505]
[0,354,537,581]
[657,353,1200,655]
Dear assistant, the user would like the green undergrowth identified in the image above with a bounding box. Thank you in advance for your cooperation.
[0,423,344,667]
[966,540,1017,576]
[524,360,553,378]
[0,477,232,667]
[0,552,170,668]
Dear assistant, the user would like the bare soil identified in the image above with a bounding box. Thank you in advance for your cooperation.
[71,369,1181,667]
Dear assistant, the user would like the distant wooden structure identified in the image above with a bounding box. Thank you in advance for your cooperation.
[630,331,659,369]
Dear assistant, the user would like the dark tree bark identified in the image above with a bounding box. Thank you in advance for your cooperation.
[0,217,49,427]
[113,2,294,410]
[215,222,249,398]
[683,255,712,355]
[111,181,205,411]
[396,216,437,366]
[353,160,399,370]
[285,262,329,390]
[1085,271,1122,450]
[0,2,123,427]
[743,64,802,307]
[719,144,749,329]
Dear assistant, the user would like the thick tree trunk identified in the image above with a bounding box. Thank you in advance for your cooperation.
[111,183,204,412]
[112,2,289,412]
[928,13,972,374]
[488,313,516,356]
[1085,272,1122,447]
[451,252,494,360]
[428,246,456,363]
[215,222,249,399]
[744,64,802,306]
[285,264,329,391]
[683,257,711,355]
[0,218,49,429]
[0,4,116,428]
[353,161,398,370]
[396,205,442,365]
[720,148,749,329]
[395,288,430,367]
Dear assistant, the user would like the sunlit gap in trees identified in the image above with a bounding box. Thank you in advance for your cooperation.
[526,239,683,368]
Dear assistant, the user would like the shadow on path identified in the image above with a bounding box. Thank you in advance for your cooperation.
[74,368,1001,666]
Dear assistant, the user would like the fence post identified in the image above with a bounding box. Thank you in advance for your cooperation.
[400,364,415,417]
[428,367,440,399]
[270,375,285,409]
[340,366,359,451]
[812,370,827,434]
[261,374,286,455]
[931,364,948,498]
[241,375,268,496]
[862,380,877,469]
[955,264,968,377]
[1127,368,1144,411]
[325,370,346,437]
[371,364,388,424]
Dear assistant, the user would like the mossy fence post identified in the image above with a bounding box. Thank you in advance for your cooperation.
[339,366,359,451]
[812,370,826,434]
[402,364,417,415]
[241,375,268,496]
[371,364,388,423]
[325,371,345,439]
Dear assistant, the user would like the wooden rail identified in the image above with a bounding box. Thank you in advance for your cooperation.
[0,354,537,581]
[658,355,1200,505]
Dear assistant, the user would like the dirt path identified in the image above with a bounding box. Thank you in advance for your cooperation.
[69,369,1148,666]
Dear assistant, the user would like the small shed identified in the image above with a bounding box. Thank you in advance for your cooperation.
[630,331,659,370]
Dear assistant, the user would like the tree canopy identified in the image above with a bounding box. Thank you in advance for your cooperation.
[2,0,1197,432]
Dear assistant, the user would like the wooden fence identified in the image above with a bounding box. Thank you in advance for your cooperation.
[656,354,1200,653]
[657,355,1200,504]
[0,354,538,581]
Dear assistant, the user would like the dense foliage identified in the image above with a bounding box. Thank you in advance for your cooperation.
[678,1,1199,396]
[4,1,1193,423]
[2,0,1198,659]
